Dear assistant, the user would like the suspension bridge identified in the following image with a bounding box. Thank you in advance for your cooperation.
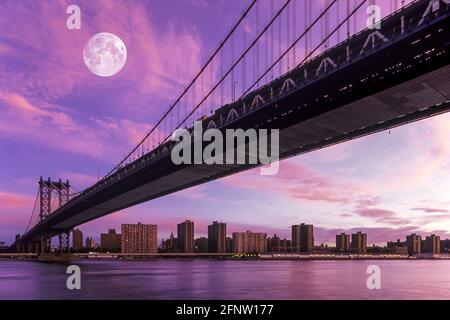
[15,0,450,253]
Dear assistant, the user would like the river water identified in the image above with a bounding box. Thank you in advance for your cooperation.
[0,260,449,299]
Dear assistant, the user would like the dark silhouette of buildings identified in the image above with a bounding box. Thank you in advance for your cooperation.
[300,224,314,252]
[441,239,450,253]
[291,225,301,252]
[351,231,367,254]
[72,229,83,250]
[195,237,209,253]
[292,223,314,253]
[424,234,440,254]
[314,243,333,253]
[85,237,96,249]
[31,217,450,257]
[336,233,350,252]
[0,241,8,252]
[267,234,292,252]
[208,221,226,253]
[177,220,194,253]
[387,239,408,255]
[164,232,178,252]
[121,223,157,253]
[226,237,232,253]
[406,233,422,255]
[100,228,121,252]
[387,239,405,248]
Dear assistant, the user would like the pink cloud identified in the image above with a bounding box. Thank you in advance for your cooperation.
[354,208,396,219]
[0,92,76,129]
[0,0,205,162]
[353,207,409,226]
[417,214,450,225]
[0,93,111,158]
[0,192,34,229]
[411,207,449,213]
[59,172,99,191]
[366,114,450,194]
[222,161,365,205]
[0,0,203,101]
[0,192,32,209]
[0,91,165,160]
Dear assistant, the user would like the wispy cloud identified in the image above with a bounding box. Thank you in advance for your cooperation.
[411,207,449,213]
[0,0,205,160]
[0,192,32,209]
[221,161,363,205]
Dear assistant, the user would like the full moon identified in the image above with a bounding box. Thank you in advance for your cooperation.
[83,32,127,77]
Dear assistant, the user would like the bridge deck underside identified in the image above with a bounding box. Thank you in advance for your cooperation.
[49,64,450,232]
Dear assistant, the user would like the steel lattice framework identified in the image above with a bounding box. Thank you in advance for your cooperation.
[37,177,71,253]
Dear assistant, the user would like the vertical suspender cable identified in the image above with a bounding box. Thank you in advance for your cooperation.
[304,0,308,60]
[293,0,296,66]
[100,0,259,179]
[256,1,260,87]
[242,16,246,95]
[271,0,274,80]
[287,2,290,71]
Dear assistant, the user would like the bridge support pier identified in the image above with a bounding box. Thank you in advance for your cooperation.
[40,233,51,254]
[26,242,36,253]
[17,243,25,253]
[15,242,39,253]
[58,231,70,255]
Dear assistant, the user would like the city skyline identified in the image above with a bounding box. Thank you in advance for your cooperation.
[1,0,450,247]
[4,209,450,248]
[47,219,450,254]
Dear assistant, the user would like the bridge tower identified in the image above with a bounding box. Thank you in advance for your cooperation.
[38,177,71,254]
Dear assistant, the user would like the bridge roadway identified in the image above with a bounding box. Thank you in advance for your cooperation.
[20,0,450,244]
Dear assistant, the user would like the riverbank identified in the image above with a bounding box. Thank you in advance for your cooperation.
[2,252,450,261]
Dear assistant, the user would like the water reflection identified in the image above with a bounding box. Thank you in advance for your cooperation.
[0,260,449,300]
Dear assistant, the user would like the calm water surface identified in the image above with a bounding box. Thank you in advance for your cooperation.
[0,260,449,299]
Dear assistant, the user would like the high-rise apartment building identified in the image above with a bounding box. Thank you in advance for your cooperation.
[351,231,367,254]
[72,229,83,250]
[226,237,233,253]
[232,231,267,253]
[336,233,350,252]
[424,234,440,254]
[208,221,226,253]
[100,228,121,252]
[406,233,422,255]
[441,239,450,253]
[300,224,314,253]
[121,223,157,253]
[292,224,314,253]
[177,220,194,253]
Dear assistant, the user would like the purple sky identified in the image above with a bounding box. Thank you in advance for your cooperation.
[0,0,449,246]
